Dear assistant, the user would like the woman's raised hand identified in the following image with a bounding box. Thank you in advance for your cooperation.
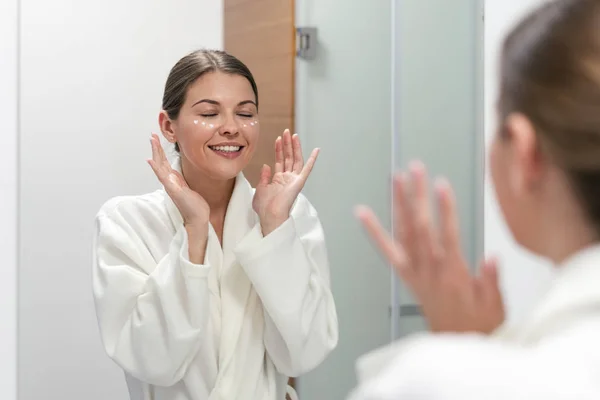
[252,129,319,236]
[147,134,210,229]
[355,162,505,334]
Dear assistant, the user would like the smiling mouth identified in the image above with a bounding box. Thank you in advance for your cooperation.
[208,145,245,159]
[208,145,243,153]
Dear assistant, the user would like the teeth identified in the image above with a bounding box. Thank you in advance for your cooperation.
[211,145,240,152]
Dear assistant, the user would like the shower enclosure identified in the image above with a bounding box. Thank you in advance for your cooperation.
[295,0,484,398]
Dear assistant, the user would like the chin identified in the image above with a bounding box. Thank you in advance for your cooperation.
[208,148,253,178]
[217,171,242,181]
[208,161,249,181]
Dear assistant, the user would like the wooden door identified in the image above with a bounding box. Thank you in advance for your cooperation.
[224,0,296,187]
[224,0,297,394]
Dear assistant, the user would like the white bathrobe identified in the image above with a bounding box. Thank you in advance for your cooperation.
[92,170,339,400]
[348,245,600,400]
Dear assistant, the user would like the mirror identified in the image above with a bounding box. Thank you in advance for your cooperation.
[7,0,484,399]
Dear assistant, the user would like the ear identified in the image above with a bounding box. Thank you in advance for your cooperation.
[504,112,545,193]
[159,111,177,144]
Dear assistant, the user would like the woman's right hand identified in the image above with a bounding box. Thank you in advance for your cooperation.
[147,134,210,230]
[355,161,505,334]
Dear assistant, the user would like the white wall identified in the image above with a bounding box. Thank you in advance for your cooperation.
[18,1,222,399]
[0,0,18,398]
[483,0,555,324]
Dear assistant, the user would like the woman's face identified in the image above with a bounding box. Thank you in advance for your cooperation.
[163,71,259,180]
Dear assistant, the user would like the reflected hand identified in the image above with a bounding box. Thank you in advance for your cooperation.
[253,129,319,236]
[355,161,504,334]
[147,134,210,229]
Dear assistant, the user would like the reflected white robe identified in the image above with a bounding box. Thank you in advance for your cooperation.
[92,170,338,400]
[348,245,600,400]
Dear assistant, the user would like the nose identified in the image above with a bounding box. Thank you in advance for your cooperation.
[219,112,239,137]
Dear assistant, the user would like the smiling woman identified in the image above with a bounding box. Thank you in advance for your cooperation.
[161,69,258,183]
[91,49,339,400]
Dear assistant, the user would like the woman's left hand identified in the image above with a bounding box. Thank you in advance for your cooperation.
[253,129,319,236]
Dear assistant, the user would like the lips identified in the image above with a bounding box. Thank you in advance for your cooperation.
[208,144,245,159]
[208,145,243,153]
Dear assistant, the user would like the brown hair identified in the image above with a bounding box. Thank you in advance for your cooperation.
[499,0,600,233]
[162,49,259,151]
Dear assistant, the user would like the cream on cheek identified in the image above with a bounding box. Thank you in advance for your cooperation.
[241,120,260,149]
[241,119,259,129]
[192,120,215,128]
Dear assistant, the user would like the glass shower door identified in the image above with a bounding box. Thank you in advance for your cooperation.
[294,0,484,397]
[391,0,485,338]
[294,0,393,398]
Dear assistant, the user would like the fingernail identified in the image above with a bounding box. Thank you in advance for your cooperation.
[409,160,424,171]
[434,177,449,190]
[353,205,367,217]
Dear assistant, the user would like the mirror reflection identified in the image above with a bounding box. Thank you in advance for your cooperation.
[14,0,482,399]
[94,49,338,400]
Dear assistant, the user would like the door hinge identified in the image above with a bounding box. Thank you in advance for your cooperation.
[296,26,317,60]
[388,304,422,318]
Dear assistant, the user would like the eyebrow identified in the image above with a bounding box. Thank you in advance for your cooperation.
[191,99,257,107]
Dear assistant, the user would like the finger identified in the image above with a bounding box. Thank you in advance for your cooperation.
[156,134,169,165]
[147,158,160,180]
[283,129,294,172]
[151,133,170,174]
[150,136,166,179]
[410,161,440,268]
[299,148,319,181]
[150,135,160,164]
[147,157,180,192]
[482,257,502,295]
[292,133,304,173]
[473,274,485,303]
[435,177,462,255]
[393,172,415,259]
[274,136,284,174]
[354,205,411,279]
[258,164,272,186]
[394,172,420,270]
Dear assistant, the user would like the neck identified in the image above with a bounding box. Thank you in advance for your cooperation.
[180,156,235,214]
[542,223,596,266]
[535,188,597,265]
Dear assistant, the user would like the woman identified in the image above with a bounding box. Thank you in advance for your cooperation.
[351,0,600,398]
[92,50,338,400]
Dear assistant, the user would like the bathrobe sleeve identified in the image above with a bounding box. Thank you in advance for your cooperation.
[92,198,212,387]
[234,193,339,377]
[347,324,600,400]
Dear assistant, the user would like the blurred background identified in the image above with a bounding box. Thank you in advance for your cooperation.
[0,0,555,399]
